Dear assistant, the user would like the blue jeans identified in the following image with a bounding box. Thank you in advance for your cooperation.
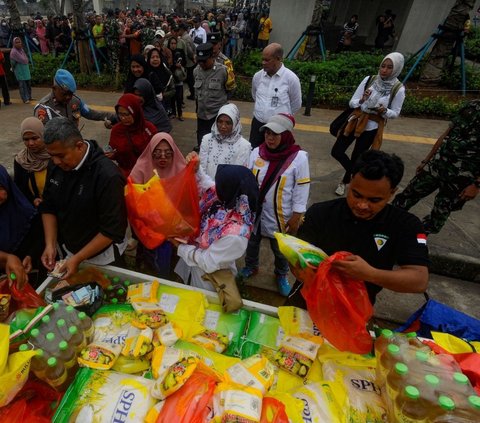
[245,230,289,276]
[18,80,31,102]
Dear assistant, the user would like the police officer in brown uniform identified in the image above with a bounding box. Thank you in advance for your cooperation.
[34,69,116,127]
[193,43,228,148]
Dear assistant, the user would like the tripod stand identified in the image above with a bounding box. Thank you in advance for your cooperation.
[402,24,466,96]
[7,29,40,69]
[61,29,110,75]
[287,26,326,62]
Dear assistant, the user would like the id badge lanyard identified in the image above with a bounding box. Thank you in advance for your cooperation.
[271,87,279,108]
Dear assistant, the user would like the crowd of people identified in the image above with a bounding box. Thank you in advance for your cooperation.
[0,6,478,313]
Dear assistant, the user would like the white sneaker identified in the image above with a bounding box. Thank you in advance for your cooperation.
[335,182,346,196]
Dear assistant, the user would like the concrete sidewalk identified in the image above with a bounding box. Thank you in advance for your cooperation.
[1,87,479,322]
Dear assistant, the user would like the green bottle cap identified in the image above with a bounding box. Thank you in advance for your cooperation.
[468,395,480,410]
[123,280,131,287]
[117,289,125,296]
[425,374,440,386]
[406,332,417,338]
[47,357,57,367]
[57,319,66,328]
[52,303,60,311]
[46,332,55,341]
[107,285,114,291]
[68,326,78,335]
[453,372,469,385]
[66,305,75,313]
[9,272,16,280]
[31,328,40,337]
[78,312,87,320]
[438,396,455,411]
[405,386,420,399]
[41,315,51,324]
[36,349,44,357]
[19,344,29,352]
[394,362,408,375]
[103,273,110,279]
[387,344,400,355]
[59,341,68,350]
[111,298,118,304]
[416,351,429,362]
[380,329,393,339]
[112,277,120,283]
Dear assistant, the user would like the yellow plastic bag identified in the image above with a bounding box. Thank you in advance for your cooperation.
[151,356,199,400]
[121,326,154,358]
[292,379,347,423]
[127,280,160,303]
[0,324,36,407]
[153,322,183,347]
[157,284,207,339]
[274,334,324,377]
[213,382,263,423]
[190,329,230,353]
[278,306,319,337]
[225,354,275,394]
[431,331,480,354]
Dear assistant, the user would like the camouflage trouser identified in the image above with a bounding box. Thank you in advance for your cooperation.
[392,163,471,234]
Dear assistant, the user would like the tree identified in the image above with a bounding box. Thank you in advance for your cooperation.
[39,0,66,16]
[72,0,94,74]
[175,0,185,14]
[420,0,474,85]
[5,0,22,33]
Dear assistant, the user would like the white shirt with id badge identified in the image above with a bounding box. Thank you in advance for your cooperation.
[252,64,302,123]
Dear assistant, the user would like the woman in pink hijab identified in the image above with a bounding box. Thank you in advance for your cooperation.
[130,132,186,183]
[129,132,187,278]
[35,20,49,54]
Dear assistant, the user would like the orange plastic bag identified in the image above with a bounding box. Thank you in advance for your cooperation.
[153,362,221,423]
[261,397,289,423]
[125,161,201,249]
[301,252,373,354]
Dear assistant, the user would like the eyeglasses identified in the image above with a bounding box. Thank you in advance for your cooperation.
[152,149,173,158]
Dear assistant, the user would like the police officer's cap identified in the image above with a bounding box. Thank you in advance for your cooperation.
[196,43,213,61]
[207,32,221,44]
[54,69,76,93]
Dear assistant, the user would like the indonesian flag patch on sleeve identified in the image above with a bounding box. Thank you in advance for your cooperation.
[417,234,427,245]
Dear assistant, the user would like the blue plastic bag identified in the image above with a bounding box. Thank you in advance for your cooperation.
[397,299,480,341]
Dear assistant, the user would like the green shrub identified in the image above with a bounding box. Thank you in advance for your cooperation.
[465,27,480,61]
[30,53,124,91]
[232,50,478,117]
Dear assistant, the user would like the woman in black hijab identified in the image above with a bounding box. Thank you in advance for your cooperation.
[133,78,172,134]
[124,54,148,93]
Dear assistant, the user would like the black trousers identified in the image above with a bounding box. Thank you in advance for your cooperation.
[249,116,265,149]
[186,65,195,97]
[0,75,10,105]
[331,129,377,184]
[171,85,184,117]
[197,117,216,146]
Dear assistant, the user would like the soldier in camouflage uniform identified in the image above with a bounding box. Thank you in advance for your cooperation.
[393,99,480,234]
[207,32,236,92]
[142,19,157,51]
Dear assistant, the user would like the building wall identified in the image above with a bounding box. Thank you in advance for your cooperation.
[268,0,316,55]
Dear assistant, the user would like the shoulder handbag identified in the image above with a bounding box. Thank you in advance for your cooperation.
[329,75,374,138]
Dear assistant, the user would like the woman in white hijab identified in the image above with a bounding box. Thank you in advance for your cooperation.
[331,52,406,196]
[199,103,251,179]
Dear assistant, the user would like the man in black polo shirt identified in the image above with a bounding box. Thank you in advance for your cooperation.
[288,150,429,307]
[40,117,127,279]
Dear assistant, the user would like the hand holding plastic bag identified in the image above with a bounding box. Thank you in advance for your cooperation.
[301,252,373,354]
[125,161,201,249]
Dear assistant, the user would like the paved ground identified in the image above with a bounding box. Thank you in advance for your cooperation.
[1,87,479,324]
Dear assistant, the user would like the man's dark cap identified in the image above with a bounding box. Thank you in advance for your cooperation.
[196,43,213,61]
[207,32,221,44]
